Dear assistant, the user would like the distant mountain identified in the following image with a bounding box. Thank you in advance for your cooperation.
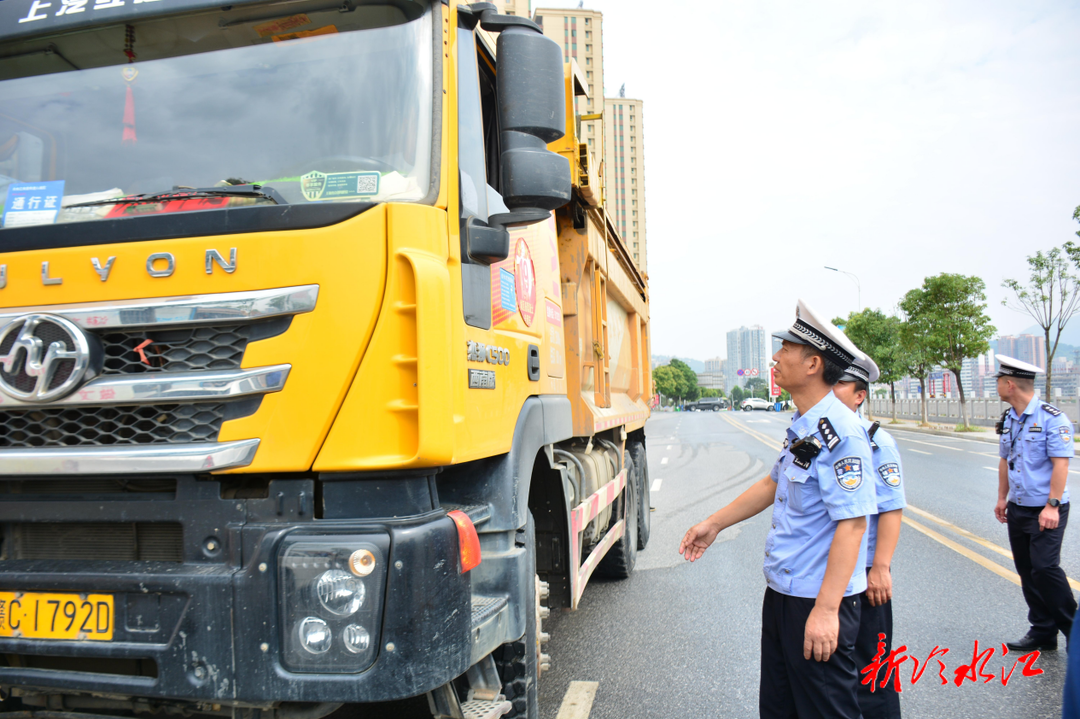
[1021,324,1080,349]
[651,355,705,372]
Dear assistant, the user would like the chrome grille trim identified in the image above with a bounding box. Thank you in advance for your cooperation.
[0,365,290,409]
[0,439,260,475]
[0,285,319,331]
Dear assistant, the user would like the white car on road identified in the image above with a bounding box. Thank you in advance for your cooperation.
[741,397,774,411]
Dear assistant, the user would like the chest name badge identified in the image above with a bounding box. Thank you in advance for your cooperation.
[877,462,901,488]
[834,457,863,492]
[1030,424,1042,434]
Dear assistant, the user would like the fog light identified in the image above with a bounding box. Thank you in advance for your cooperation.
[342,624,371,654]
[298,617,331,654]
[349,549,376,577]
[316,569,364,615]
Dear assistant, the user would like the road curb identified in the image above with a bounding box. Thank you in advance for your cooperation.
[882,423,998,445]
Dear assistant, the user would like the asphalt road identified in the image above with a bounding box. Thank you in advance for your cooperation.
[538,409,1079,719]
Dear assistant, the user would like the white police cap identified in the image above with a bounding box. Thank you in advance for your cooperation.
[772,299,859,370]
[995,354,1044,380]
[841,350,880,384]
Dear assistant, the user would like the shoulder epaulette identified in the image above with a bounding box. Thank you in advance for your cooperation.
[1042,403,1063,417]
[868,421,880,451]
[818,417,840,450]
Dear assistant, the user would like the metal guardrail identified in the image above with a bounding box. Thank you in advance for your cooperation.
[869,397,1080,429]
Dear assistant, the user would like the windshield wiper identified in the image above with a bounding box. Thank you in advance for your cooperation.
[65,184,287,208]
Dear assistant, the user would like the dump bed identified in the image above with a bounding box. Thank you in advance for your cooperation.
[549,62,652,438]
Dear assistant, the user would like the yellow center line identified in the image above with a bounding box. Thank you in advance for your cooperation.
[721,414,1080,591]
[901,515,1021,587]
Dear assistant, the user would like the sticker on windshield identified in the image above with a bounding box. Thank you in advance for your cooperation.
[255,14,311,37]
[300,171,379,202]
[272,25,338,43]
[2,181,65,228]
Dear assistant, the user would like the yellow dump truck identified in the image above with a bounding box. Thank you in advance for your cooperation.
[0,1,650,717]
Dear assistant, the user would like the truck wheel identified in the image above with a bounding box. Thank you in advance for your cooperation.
[628,443,651,550]
[495,513,540,719]
[596,451,637,578]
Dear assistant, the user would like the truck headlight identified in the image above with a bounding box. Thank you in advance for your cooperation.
[316,570,365,616]
[278,534,388,673]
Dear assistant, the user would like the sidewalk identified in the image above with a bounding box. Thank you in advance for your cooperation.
[863,414,999,445]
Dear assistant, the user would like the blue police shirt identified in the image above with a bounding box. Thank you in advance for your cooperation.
[998,396,1074,507]
[765,391,878,598]
[859,417,907,568]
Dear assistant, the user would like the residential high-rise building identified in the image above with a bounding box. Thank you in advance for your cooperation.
[534,8,603,165]
[493,0,529,16]
[998,335,1046,370]
[704,356,722,373]
[604,96,647,272]
[724,326,767,390]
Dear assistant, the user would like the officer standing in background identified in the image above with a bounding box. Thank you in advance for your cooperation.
[993,355,1077,652]
[680,300,876,719]
[834,351,906,718]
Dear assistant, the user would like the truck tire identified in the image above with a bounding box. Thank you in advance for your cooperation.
[628,442,650,550]
[596,451,637,578]
[495,513,539,719]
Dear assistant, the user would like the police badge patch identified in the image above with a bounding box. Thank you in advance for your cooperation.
[877,462,901,487]
[834,457,863,491]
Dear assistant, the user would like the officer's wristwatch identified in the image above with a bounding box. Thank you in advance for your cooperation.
[1048,498,1062,508]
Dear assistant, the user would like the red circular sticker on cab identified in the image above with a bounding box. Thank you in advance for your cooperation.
[514,238,536,326]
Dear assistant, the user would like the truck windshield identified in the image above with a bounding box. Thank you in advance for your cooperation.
[0,0,433,227]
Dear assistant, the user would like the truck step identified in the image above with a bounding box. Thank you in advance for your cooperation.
[459,698,512,719]
[471,594,507,628]
[442,503,493,526]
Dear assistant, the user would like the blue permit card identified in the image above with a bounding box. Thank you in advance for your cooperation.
[2,181,65,228]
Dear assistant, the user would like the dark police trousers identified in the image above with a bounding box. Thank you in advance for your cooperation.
[1008,502,1077,638]
[854,583,901,718]
[760,587,862,719]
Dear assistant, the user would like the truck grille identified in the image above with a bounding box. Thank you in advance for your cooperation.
[99,317,288,375]
[6,522,183,562]
[0,401,253,447]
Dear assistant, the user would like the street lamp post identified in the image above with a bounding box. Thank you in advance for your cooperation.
[824,266,861,312]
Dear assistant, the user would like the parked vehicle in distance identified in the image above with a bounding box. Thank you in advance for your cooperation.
[686,398,726,412]
[741,397,774,411]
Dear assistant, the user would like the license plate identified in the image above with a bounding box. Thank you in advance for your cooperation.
[0,592,114,641]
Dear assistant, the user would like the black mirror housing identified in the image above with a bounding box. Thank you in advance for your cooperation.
[491,25,571,225]
[461,216,510,265]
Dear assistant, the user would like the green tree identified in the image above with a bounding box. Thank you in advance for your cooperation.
[669,359,701,402]
[653,365,679,402]
[836,309,905,422]
[900,274,995,429]
[1003,245,1080,400]
[730,385,745,405]
[896,337,935,426]
[745,377,768,399]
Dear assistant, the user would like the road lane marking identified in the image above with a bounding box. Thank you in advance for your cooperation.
[661,457,669,465]
[973,452,1001,458]
[721,414,782,451]
[907,448,931,455]
[905,504,1080,591]
[984,467,999,472]
[651,478,663,492]
[895,437,964,451]
[556,681,599,719]
[667,445,672,450]
[902,515,1021,587]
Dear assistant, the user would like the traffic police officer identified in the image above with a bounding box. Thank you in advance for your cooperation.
[680,300,877,719]
[993,355,1077,652]
[834,350,906,718]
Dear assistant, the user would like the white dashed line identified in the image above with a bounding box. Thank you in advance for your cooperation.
[896,437,964,451]
[661,457,669,465]
[651,478,663,492]
[907,448,932,455]
[556,681,599,719]
[985,467,999,472]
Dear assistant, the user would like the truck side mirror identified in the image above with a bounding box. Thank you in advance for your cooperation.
[477,9,572,228]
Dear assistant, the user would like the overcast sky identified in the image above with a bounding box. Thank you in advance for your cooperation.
[535,0,1080,361]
